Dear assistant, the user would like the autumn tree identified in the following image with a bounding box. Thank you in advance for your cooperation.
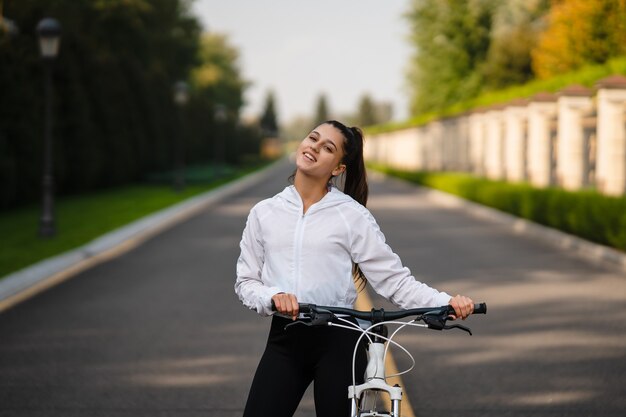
[532,0,626,78]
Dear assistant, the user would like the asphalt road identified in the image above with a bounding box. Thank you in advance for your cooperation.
[1,159,625,417]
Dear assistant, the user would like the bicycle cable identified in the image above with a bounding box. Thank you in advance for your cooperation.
[329,318,428,389]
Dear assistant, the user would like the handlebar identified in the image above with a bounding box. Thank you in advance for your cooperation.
[272,302,487,334]
[297,302,487,321]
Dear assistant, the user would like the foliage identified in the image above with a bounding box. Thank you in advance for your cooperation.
[351,93,394,128]
[482,0,550,89]
[0,0,259,210]
[532,0,626,78]
[356,94,377,127]
[313,93,330,126]
[186,32,254,166]
[405,0,495,114]
[259,90,279,137]
[370,164,626,252]
[191,33,246,114]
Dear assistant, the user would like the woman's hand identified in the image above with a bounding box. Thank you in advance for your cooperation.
[448,294,474,320]
[272,292,299,320]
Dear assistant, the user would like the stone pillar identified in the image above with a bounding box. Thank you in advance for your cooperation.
[391,128,421,171]
[484,106,506,180]
[416,125,428,171]
[457,114,471,171]
[468,110,487,175]
[366,133,380,165]
[596,75,626,196]
[441,117,457,171]
[503,99,529,182]
[425,120,444,171]
[383,131,397,168]
[556,85,594,190]
[527,93,558,187]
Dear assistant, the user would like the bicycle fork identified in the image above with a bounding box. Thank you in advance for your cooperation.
[349,342,402,417]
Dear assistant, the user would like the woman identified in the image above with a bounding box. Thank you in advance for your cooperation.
[235,120,474,417]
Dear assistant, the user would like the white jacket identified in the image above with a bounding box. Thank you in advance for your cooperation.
[235,185,451,316]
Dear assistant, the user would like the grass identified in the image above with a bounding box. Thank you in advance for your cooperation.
[0,163,268,278]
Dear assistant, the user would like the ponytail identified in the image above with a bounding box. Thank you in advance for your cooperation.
[324,120,369,290]
[325,122,369,206]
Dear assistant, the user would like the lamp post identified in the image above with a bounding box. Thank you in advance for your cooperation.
[173,81,189,192]
[37,17,61,237]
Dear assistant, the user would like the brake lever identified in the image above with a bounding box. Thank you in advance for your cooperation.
[284,320,310,330]
[421,311,473,335]
[444,323,473,335]
[283,311,335,330]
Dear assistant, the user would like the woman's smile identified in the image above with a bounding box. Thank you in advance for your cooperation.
[303,150,317,162]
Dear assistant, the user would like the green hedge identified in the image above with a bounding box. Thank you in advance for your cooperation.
[371,166,626,252]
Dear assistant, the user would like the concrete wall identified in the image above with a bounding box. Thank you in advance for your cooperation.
[365,75,626,196]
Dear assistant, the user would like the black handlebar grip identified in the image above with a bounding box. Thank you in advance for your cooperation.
[473,303,487,314]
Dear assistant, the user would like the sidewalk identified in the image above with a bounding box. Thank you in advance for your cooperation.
[0,160,285,312]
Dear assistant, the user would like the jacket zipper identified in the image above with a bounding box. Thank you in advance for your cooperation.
[293,212,307,295]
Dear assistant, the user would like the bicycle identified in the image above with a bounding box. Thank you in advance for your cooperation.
[275,302,487,417]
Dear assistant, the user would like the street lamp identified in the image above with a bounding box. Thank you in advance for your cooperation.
[36,17,61,237]
[173,81,189,192]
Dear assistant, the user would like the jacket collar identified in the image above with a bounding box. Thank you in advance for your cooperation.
[279,185,351,212]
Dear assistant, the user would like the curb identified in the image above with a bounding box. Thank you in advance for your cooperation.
[418,185,626,275]
[0,160,285,309]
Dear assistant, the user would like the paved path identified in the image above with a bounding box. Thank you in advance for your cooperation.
[1,159,625,417]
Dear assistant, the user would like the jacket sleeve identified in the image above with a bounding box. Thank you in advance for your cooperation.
[234,206,282,316]
[349,206,451,309]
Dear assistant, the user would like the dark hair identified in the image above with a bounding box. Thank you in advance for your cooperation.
[324,120,369,290]
[324,120,369,207]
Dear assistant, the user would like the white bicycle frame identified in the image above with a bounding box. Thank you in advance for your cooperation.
[349,342,402,417]
[332,317,429,417]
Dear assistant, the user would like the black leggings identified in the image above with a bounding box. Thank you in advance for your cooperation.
[243,316,367,417]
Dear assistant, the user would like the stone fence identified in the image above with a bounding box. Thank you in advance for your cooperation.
[365,75,626,196]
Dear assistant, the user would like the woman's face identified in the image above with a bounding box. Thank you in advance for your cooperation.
[295,123,346,180]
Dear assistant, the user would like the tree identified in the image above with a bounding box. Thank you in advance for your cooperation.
[405,0,495,115]
[192,33,246,113]
[482,0,550,89]
[356,94,377,126]
[313,93,330,125]
[532,0,626,78]
[260,90,279,137]
[0,0,258,209]
[189,32,248,164]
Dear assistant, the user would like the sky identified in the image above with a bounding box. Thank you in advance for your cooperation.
[191,0,412,125]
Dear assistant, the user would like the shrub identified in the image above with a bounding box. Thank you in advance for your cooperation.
[371,165,626,252]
